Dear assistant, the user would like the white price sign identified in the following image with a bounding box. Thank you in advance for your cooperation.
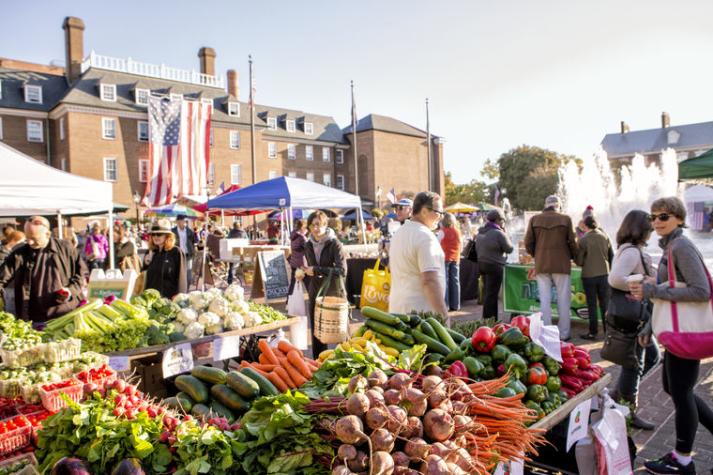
[213,335,241,362]
[108,356,130,372]
[566,398,593,451]
[162,343,194,378]
[493,459,524,475]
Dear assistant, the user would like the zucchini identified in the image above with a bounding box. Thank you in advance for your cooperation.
[209,400,236,423]
[175,392,195,412]
[418,321,439,340]
[191,365,227,385]
[427,318,458,352]
[164,397,186,413]
[412,329,451,355]
[447,328,466,344]
[393,313,411,324]
[226,371,260,399]
[174,375,209,403]
[407,314,422,327]
[361,306,402,326]
[365,319,414,344]
[372,331,410,352]
[210,384,251,412]
[240,367,279,396]
[190,403,211,419]
[353,325,366,338]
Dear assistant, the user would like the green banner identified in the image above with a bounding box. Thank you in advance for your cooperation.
[503,264,588,318]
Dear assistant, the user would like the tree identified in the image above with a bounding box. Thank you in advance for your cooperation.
[444,172,489,206]
[481,158,500,182]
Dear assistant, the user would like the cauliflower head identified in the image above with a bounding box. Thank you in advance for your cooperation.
[206,323,224,335]
[188,291,209,311]
[176,308,198,325]
[208,297,230,318]
[224,312,244,331]
[244,311,263,328]
[223,284,245,303]
[172,293,191,308]
[184,321,205,339]
[198,311,221,327]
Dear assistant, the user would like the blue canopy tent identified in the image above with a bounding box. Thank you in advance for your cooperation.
[341,209,374,221]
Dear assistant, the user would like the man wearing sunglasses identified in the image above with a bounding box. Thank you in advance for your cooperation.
[395,198,413,225]
[388,191,449,321]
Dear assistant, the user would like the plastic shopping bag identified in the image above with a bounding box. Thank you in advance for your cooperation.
[287,281,309,350]
[591,398,633,475]
[359,259,390,311]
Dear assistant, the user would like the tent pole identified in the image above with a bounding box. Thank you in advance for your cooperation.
[358,206,367,252]
[221,209,225,227]
[56,212,63,242]
[108,208,115,270]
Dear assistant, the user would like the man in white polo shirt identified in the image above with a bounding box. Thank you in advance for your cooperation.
[388,191,449,320]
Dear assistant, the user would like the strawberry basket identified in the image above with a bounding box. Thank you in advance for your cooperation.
[0,416,31,456]
[38,380,83,413]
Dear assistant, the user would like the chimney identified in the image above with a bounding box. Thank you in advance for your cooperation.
[620,121,629,134]
[198,47,216,76]
[662,111,670,128]
[226,69,239,99]
[62,16,85,84]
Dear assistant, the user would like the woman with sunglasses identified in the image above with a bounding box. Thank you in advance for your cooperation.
[143,219,187,299]
[629,197,713,475]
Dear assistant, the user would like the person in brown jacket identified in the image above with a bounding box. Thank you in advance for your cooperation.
[0,216,86,323]
[524,195,578,340]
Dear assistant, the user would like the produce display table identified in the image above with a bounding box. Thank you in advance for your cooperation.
[503,263,588,318]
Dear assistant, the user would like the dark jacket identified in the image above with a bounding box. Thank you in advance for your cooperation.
[304,231,347,305]
[524,209,579,274]
[0,237,86,322]
[475,223,514,266]
[228,228,247,239]
[172,226,197,259]
[575,228,614,278]
[289,230,308,269]
[143,247,187,299]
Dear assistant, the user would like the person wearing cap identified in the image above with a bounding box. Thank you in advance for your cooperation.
[475,209,514,321]
[395,198,413,225]
[144,219,187,299]
[0,216,86,322]
[524,195,579,340]
[172,215,196,287]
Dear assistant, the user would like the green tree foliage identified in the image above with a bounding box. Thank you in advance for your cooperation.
[481,158,500,182]
[444,172,489,205]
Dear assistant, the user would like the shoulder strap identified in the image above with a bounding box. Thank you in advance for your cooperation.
[635,247,649,276]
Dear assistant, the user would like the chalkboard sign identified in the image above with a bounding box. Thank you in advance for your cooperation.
[253,250,290,301]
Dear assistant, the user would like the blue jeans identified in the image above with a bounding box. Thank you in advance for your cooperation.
[617,335,661,397]
[445,261,460,311]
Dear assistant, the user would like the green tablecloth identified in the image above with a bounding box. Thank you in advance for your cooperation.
[503,264,588,318]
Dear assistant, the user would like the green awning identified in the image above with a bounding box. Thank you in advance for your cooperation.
[679,149,713,180]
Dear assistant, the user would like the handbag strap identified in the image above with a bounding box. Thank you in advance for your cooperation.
[316,269,333,300]
[373,259,381,271]
[666,245,713,333]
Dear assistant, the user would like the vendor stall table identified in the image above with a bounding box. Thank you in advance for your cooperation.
[503,263,588,318]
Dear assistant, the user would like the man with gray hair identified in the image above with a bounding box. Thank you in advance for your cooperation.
[524,195,579,340]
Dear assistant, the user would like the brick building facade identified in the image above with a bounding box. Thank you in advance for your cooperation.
[0,16,444,218]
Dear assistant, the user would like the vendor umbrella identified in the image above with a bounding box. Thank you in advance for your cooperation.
[475,202,501,212]
[145,203,202,219]
[268,209,313,220]
[445,202,479,213]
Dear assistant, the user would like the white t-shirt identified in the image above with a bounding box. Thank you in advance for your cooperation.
[388,220,446,314]
[177,227,188,253]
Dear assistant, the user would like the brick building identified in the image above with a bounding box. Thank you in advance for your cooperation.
[0,16,444,217]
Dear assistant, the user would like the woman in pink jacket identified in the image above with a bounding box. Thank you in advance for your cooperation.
[84,224,109,270]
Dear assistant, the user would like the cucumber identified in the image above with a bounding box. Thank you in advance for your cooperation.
[447,328,466,344]
[174,375,209,403]
[353,325,366,338]
[418,321,439,340]
[412,329,451,355]
[190,403,211,419]
[175,392,195,412]
[164,397,186,413]
[427,317,458,352]
[209,400,236,423]
[210,384,251,412]
[393,313,411,324]
[365,319,414,344]
[407,314,422,327]
[226,371,260,399]
[240,367,279,396]
[191,365,227,385]
[361,306,402,326]
[372,331,410,352]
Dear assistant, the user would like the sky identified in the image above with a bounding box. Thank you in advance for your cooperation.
[3,0,713,184]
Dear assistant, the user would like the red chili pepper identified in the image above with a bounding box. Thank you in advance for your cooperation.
[471,326,497,353]
[561,357,579,375]
[510,315,531,337]
[560,342,576,358]
[576,357,591,370]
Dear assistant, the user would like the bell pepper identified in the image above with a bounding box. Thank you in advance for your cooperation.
[476,354,493,367]
[510,315,531,337]
[504,353,528,379]
[445,348,466,363]
[491,344,512,363]
[546,392,561,407]
[495,387,518,398]
[573,348,591,361]
[529,361,545,370]
[471,326,497,353]
[560,341,576,359]
[541,400,556,415]
[546,375,561,393]
[492,322,511,338]
[526,384,549,403]
[459,337,473,352]
[558,389,570,401]
[543,356,561,376]
[523,342,546,363]
[500,327,529,349]
[445,360,469,379]
[524,400,545,419]
[463,356,485,378]
[576,368,600,382]
[526,366,548,385]
[561,357,579,375]
[507,378,528,396]
[559,374,584,393]
[480,365,496,380]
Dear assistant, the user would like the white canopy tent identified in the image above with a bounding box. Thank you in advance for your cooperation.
[684,184,713,203]
[0,141,117,267]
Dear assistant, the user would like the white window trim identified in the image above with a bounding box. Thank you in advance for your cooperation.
[336,149,344,164]
[230,164,241,185]
[228,102,240,117]
[26,119,43,143]
[137,121,149,142]
[103,157,118,182]
[306,172,315,182]
[288,171,297,178]
[24,85,43,104]
[322,146,331,162]
[337,174,345,191]
[60,158,67,171]
[100,84,117,102]
[268,142,277,159]
[102,117,116,140]
[0,117,3,140]
[138,159,149,183]
[208,163,215,185]
[0,79,3,100]
[305,145,314,161]
[59,117,65,141]
[287,144,296,160]
[304,122,313,135]
[268,170,278,180]
[267,117,277,130]
[135,88,150,106]
[229,130,240,149]
[323,173,332,187]
[286,120,296,133]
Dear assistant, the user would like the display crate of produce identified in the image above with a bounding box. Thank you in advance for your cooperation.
[0,452,38,475]
[74,364,115,386]
[0,345,46,370]
[44,339,82,364]
[38,380,83,413]
[0,381,22,400]
[0,417,31,456]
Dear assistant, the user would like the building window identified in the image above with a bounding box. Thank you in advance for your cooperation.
[229,130,240,149]
[59,117,65,141]
[102,118,116,140]
[267,117,276,130]
[322,147,331,162]
[60,158,67,171]
[336,149,344,164]
[24,85,43,104]
[135,89,150,106]
[336,174,345,190]
[100,84,117,102]
[286,120,296,133]
[287,144,296,160]
[288,171,296,178]
[228,102,240,117]
[137,121,149,142]
[0,117,3,140]
[26,120,43,142]
[170,93,183,102]
[323,173,332,187]
[230,164,241,185]
[103,157,118,182]
[268,142,277,159]
[304,122,313,135]
[138,159,149,183]
[306,172,315,182]
[208,163,215,186]
[305,145,314,161]
[269,170,278,180]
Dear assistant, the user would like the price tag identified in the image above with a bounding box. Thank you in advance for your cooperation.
[213,335,241,362]
[108,356,130,372]
[162,343,194,378]
[566,397,592,451]
[493,459,523,475]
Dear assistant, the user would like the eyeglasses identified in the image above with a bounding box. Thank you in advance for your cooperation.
[428,207,445,217]
[650,213,671,222]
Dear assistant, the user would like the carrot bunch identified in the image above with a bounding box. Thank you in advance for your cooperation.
[240,339,321,393]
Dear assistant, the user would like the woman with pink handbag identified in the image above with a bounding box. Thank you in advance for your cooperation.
[629,197,713,475]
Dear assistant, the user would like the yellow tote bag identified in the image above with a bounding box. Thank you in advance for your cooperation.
[359,259,391,311]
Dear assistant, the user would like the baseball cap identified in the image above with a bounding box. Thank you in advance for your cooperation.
[545,195,561,207]
[396,198,413,207]
[487,209,505,222]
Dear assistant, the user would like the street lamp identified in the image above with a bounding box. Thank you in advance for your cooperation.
[133,192,141,226]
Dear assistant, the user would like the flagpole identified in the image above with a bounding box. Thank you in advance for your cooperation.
[426,98,432,191]
[249,55,257,236]
[351,80,359,198]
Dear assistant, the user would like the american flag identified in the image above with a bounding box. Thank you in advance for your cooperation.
[144,96,212,206]
[693,201,705,230]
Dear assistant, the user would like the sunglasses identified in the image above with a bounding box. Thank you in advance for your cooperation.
[428,207,445,217]
[650,213,672,222]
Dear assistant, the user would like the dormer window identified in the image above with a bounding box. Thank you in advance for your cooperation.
[135,88,149,106]
[24,85,43,104]
[286,120,296,133]
[304,122,313,135]
[100,84,117,102]
[170,93,183,102]
[267,117,277,130]
[228,102,240,117]
[201,98,214,106]
[667,130,680,145]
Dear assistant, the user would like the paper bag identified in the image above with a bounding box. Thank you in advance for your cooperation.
[592,402,633,475]
[359,259,390,311]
